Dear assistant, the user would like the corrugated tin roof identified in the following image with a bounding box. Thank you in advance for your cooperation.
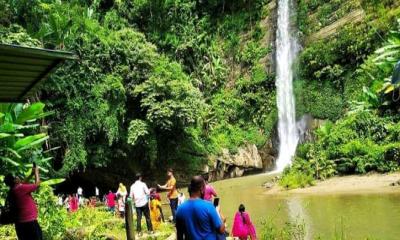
[0,44,77,102]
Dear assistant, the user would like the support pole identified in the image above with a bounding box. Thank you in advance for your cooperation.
[125,198,135,240]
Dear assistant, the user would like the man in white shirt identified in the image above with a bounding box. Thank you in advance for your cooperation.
[129,173,153,233]
[77,186,83,200]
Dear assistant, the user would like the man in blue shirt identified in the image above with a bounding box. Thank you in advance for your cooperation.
[176,176,226,240]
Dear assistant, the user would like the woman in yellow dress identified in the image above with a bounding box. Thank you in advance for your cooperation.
[150,189,164,230]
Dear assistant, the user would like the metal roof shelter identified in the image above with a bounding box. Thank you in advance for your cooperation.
[0,44,77,102]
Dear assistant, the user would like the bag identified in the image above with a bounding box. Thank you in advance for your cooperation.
[0,191,15,225]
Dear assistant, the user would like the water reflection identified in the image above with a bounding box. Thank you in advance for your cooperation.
[287,197,311,240]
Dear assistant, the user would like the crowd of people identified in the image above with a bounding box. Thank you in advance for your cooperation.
[2,166,258,240]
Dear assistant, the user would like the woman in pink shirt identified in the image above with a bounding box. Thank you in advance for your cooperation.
[69,194,79,213]
[4,165,42,240]
[231,204,257,240]
[106,190,116,212]
[203,175,217,201]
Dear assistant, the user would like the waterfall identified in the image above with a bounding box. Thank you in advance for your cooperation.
[275,0,299,172]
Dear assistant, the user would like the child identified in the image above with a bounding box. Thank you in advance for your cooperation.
[149,189,163,230]
[117,195,125,218]
[178,191,186,206]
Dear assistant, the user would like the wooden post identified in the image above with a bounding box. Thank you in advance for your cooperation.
[125,198,135,240]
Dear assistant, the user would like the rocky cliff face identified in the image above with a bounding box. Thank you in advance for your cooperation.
[207,144,275,181]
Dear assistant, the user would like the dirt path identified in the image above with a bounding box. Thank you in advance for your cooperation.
[265,172,400,195]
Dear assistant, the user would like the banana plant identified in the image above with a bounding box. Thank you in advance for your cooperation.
[0,102,53,178]
[374,20,400,99]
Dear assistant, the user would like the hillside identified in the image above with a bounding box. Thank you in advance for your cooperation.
[0,0,400,188]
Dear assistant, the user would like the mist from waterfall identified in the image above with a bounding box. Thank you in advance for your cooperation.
[275,0,299,172]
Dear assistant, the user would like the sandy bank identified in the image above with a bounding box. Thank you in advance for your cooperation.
[265,172,400,195]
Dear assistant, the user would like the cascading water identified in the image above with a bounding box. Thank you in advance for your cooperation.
[275,0,299,172]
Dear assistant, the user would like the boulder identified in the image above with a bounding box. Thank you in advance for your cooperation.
[208,144,264,181]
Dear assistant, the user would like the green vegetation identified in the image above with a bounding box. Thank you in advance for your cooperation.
[260,215,378,240]
[295,0,399,120]
[287,111,400,183]
[283,0,400,188]
[0,103,51,176]
[0,0,274,177]
[261,217,306,240]
[279,169,315,189]
[1,0,400,237]
[0,1,274,237]
[0,185,174,240]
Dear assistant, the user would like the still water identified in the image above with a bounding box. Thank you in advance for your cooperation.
[207,174,400,240]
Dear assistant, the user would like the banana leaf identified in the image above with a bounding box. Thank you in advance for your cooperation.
[5,148,22,159]
[0,156,20,166]
[0,133,12,139]
[14,134,49,152]
[42,178,65,186]
[0,122,18,133]
[15,102,45,124]
[23,164,49,173]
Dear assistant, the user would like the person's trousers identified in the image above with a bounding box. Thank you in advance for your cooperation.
[136,205,153,232]
[15,220,43,240]
[169,198,178,223]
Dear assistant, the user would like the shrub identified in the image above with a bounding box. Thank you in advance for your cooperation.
[289,110,400,183]
[279,169,315,190]
[35,185,68,239]
[261,217,306,240]
[0,185,130,240]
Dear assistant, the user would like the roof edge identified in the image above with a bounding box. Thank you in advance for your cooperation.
[0,44,78,60]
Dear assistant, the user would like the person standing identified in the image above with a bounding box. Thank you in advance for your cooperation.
[106,190,116,213]
[149,191,163,230]
[4,164,42,240]
[64,194,71,212]
[177,191,186,207]
[77,186,83,200]
[69,194,79,213]
[129,173,153,234]
[158,168,178,222]
[95,187,99,199]
[57,194,64,207]
[176,176,226,240]
[150,188,165,222]
[203,175,218,202]
[117,195,125,218]
[117,183,128,200]
[231,204,257,240]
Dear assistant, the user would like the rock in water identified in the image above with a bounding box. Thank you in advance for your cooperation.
[264,182,275,189]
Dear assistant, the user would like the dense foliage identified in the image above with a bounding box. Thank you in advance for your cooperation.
[0,0,399,189]
[0,184,174,240]
[0,0,274,178]
[283,0,400,188]
[295,0,399,120]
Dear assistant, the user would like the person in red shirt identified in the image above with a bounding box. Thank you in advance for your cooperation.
[4,164,42,240]
[106,190,116,213]
[69,194,79,213]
